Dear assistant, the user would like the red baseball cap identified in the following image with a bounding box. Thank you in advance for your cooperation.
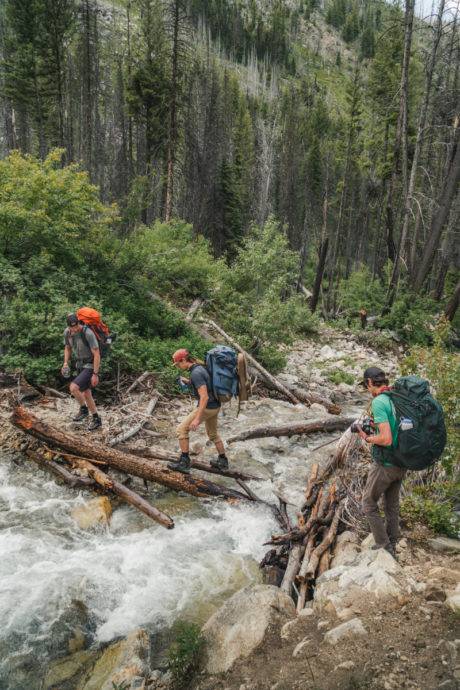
[172,348,189,364]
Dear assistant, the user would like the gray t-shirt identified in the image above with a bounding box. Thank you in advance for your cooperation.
[189,364,220,409]
[64,327,99,369]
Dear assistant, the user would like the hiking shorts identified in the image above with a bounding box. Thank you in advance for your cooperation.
[72,368,94,392]
[177,407,221,443]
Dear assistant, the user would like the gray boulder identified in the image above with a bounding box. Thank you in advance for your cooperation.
[202,584,295,673]
[324,618,367,645]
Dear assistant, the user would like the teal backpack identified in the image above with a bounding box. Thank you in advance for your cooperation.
[373,375,447,471]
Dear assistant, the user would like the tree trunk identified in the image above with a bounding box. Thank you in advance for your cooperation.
[226,417,354,444]
[444,280,460,322]
[413,118,460,292]
[11,406,250,501]
[165,0,180,221]
[62,453,174,528]
[386,0,445,309]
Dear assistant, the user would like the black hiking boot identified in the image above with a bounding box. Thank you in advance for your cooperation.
[88,413,102,431]
[210,454,229,471]
[73,405,88,422]
[168,453,191,474]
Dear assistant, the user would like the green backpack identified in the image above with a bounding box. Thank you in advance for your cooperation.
[373,375,447,471]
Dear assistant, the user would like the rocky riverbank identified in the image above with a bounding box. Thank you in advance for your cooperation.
[0,326,458,690]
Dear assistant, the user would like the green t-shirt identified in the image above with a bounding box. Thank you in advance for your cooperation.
[370,393,398,467]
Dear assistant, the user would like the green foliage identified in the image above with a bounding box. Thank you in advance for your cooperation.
[216,218,319,371]
[167,621,204,688]
[402,319,460,475]
[0,152,211,385]
[327,369,354,385]
[380,292,438,346]
[401,482,460,538]
[338,265,386,316]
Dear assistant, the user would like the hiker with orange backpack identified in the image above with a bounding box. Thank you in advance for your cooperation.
[62,309,113,430]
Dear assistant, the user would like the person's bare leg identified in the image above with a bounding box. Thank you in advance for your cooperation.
[69,383,86,407]
[215,439,225,455]
[83,389,97,414]
[179,438,190,453]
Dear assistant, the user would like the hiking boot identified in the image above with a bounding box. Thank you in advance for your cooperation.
[73,405,88,422]
[88,413,102,431]
[210,454,229,470]
[168,454,191,474]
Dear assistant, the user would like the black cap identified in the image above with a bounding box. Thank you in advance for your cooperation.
[66,313,78,327]
[360,366,387,386]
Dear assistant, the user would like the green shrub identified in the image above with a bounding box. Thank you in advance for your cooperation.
[401,482,460,537]
[167,621,205,688]
[215,217,318,370]
[327,369,355,385]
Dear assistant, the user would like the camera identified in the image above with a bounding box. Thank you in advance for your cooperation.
[351,416,374,435]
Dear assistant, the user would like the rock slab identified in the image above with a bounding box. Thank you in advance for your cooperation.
[324,618,367,645]
[79,629,150,690]
[202,584,295,673]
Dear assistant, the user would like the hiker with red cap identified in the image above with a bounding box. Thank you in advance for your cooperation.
[62,312,102,431]
[168,348,229,474]
[358,366,406,557]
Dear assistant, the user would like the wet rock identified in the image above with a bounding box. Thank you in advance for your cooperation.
[44,649,99,689]
[202,584,295,673]
[79,629,150,690]
[71,497,112,530]
[428,537,460,554]
[324,618,367,645]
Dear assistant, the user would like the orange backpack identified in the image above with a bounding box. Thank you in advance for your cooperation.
[76,307,114,357]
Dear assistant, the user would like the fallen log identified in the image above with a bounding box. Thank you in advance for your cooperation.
[12,406,251,501]
[290,386,341,416]
[108,395,159,446]
[202,319,301,405]
[280,543,303,595]
[62,453,174,529]
[186,298,204,322]
[124,445,264,482]
[25,449,95,489]
[125,371,152,395]
[226,417,354,444]
[303,504,342,579]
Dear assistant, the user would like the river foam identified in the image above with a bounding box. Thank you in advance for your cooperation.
[0,458,276,685]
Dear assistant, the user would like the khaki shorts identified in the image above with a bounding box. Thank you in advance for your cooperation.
[177,406,221,443]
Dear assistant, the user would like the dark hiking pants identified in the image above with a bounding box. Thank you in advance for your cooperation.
[362,462,407,549]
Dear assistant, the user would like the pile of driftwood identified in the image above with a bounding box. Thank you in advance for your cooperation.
[260,429,369,612]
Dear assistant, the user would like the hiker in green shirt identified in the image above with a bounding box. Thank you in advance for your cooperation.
[358,366,406,557]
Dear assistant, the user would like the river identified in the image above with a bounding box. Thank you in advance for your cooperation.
[0,396,362,689]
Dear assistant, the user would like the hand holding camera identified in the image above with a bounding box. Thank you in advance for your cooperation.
[350,416,374,436]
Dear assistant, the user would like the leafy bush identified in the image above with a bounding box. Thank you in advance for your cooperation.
[167,621,205,688]
[402,318,460,476]
[215,218,319,371]
[401,482,460,538]
[0,152,211,385]
[338,265,386,316]
[327,369,355,385]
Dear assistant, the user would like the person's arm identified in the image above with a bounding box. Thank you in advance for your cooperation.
[190,384,208,430]
[91,348,101,387]
[62,338,72,376]
[359,421,392,446]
